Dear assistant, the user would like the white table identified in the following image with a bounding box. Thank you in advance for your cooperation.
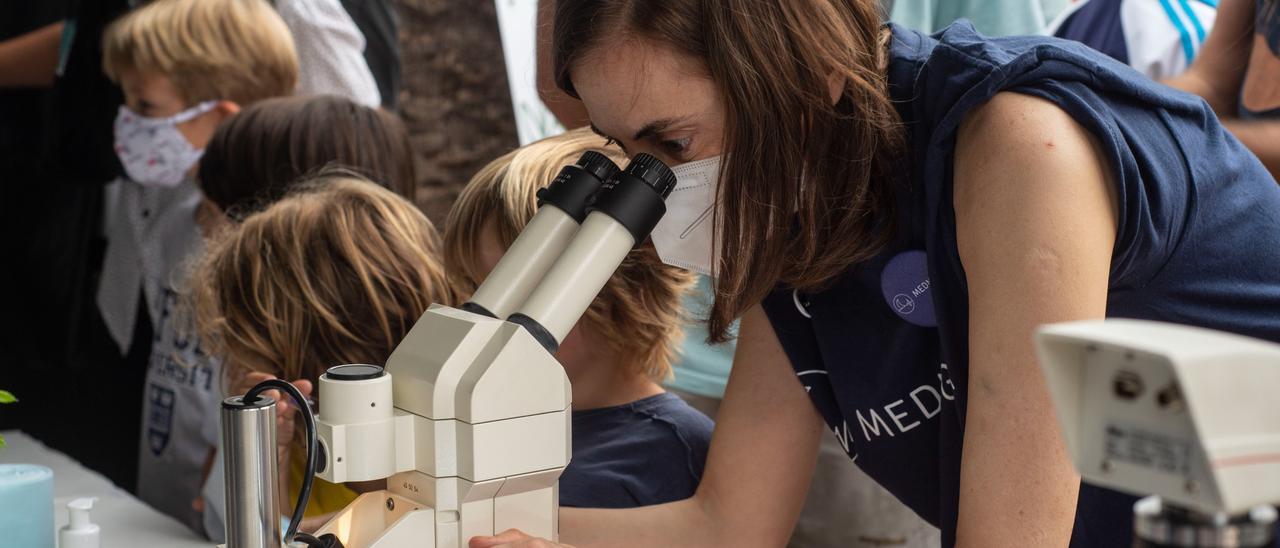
[1,430,209,548]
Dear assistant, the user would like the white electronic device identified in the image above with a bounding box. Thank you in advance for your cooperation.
[1036,319,1280,546]
[220,152,677,548]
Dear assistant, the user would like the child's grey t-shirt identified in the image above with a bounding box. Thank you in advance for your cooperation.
[99,178,221,534]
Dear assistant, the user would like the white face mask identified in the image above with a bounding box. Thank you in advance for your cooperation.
[113,101,217,187]
[651,155,722,276]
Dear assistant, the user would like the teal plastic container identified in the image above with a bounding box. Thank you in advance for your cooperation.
[0,464,55,548]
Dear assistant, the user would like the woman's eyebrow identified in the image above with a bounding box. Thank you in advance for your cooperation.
[590,116,692,142]
[631,116,687,141]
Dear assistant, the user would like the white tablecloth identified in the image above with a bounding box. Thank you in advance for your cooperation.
[0,430,208,547]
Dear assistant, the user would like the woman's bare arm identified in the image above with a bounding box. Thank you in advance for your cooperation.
[0,21,63,88]
[952,92,1119,546]
[1164,0,1256,114]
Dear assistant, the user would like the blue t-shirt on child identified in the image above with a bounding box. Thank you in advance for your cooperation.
[559,392,714,508]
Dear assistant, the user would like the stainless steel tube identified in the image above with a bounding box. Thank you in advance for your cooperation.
[221,395,281,548]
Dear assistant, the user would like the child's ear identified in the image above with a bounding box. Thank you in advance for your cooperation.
[213,100,241,121]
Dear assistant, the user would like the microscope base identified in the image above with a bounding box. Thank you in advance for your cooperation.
[315,479,559,548]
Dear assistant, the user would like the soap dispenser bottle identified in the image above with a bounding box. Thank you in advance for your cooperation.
[58,497,99,548]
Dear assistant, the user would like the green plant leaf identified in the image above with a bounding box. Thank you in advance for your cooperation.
[0,432,5,447]
[0,390,15,404]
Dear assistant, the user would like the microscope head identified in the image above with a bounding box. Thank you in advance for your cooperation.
[1036,319,1280,514]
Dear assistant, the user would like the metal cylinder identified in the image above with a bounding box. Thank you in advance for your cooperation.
[221,395,281,548]
[1133,496,1277,548]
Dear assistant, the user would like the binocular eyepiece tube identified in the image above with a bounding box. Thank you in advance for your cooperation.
[508,153,677,351]
[464,151,621,320]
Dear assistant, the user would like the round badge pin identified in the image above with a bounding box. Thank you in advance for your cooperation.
[880,250,937,327]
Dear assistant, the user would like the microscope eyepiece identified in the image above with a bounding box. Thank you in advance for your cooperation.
[536,152,621,223]
[622,153,677,198]
[586,154,676,247]
[577,150,622,183]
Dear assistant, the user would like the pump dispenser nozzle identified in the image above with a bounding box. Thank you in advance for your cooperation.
[59,498,99,548]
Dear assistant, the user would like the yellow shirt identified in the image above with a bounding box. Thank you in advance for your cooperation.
[287,450,359,517]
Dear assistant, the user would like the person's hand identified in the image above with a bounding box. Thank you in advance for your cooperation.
[469,529,574,548]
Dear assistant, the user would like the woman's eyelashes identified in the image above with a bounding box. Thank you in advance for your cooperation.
[600,133,692,163]
[659,136,691,157]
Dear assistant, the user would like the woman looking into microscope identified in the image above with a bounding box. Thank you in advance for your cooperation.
[474,1,1280,546]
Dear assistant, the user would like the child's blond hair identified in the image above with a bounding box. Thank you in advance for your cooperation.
[444,128,694,382]
[191,173,458,386]
[103,0,298,105]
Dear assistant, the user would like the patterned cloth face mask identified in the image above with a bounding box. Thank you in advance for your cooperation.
[113,101,218,187]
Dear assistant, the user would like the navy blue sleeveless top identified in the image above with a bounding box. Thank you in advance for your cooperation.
[761,21,1280,547]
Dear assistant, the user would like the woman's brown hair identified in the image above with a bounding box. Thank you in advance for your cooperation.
[443,128,693,382]
[191,172,457,387]
[197,95,417,219]
[554,0,903,341]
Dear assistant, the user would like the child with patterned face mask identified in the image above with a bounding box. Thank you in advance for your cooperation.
[96,0,298,533]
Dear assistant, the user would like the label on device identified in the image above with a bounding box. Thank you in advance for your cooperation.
[1105,422,1193,476]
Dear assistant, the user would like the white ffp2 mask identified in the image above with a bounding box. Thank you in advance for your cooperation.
[113,101,217,187]
[651,156,722,276]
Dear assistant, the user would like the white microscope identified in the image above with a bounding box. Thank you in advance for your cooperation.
[1037,319,1280,547]
[219,152,678,548]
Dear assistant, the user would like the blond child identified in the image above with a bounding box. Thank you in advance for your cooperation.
[191,175,457,528]
[443,128,711,508]
[95,0,297,531]
[190,93,424,538]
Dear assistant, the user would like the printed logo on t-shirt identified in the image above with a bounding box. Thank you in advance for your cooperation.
[802,362,960,464]
[142,286,218,459]
[796,368,862,461]
[147,384,176,455]
[847,362,957,444]
[880,250,937,327]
